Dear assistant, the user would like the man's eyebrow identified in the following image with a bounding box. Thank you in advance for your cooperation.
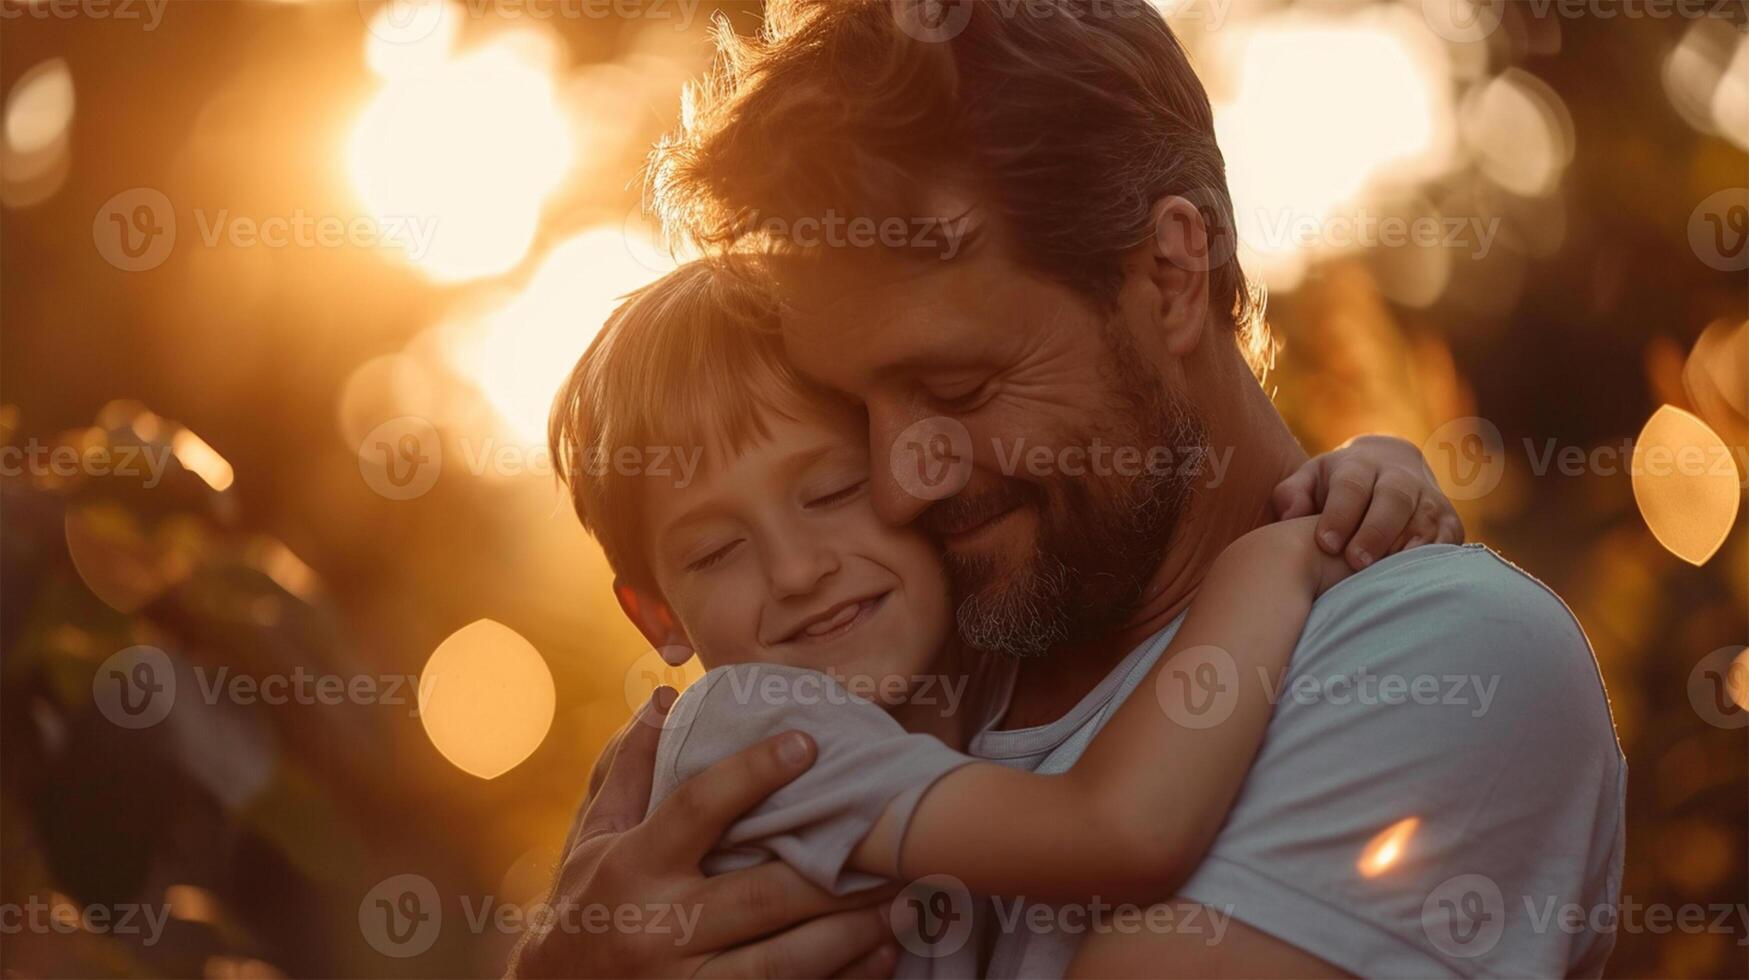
[873,346,981,382]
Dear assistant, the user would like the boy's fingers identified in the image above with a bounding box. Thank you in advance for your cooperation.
[1345,472,1418,568]
[1437,514,1466,544]
[1403,496,1443,550]
[1313,459,1377,555]
[1271,463,1319,519]
[646,730,817,867]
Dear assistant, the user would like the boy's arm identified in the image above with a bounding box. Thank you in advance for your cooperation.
[851,518,1351,903]
[1277,434,1465,569]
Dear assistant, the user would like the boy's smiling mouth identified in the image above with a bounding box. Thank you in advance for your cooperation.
[776,591,892,646]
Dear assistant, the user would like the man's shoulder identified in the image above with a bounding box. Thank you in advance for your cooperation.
[1295,542,1611,715]
[1306,542,1587,651]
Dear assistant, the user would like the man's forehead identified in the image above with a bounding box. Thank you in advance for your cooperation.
[776,269,961,385]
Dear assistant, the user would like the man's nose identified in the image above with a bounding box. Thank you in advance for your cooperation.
[868,401,942,528]
[765,523,842,600]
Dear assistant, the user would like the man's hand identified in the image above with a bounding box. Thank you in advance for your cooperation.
[1272,434,1464,570]
[508,690,900,979]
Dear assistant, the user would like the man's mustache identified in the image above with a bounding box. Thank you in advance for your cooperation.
[921,478,1038,539]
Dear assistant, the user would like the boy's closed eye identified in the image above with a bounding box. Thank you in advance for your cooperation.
[684,539,742,573]
[803,479,868,509]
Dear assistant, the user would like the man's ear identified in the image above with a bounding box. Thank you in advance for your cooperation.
[614,578,693,666]
[1144,195,1217,357]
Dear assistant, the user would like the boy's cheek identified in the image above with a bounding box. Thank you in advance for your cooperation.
[681,579,767,663]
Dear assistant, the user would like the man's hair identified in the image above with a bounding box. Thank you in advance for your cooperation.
[548,259,832,588]
[650,0,1266,362]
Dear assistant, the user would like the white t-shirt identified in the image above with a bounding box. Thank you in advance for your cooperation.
[968,543,1627,978]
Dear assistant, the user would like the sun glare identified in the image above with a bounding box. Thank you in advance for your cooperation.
[1210,10,1455,288]
[1357,816,1421,878]
[347,30,573,283]
[447,226,677,446]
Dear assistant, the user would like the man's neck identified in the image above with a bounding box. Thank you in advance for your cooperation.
[999,373,1309,731]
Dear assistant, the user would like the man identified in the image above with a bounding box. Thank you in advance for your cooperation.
[512,2,1624,976]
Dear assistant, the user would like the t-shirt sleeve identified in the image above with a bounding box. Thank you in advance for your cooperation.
[1176,544,1627,978]
[646,663,977,896]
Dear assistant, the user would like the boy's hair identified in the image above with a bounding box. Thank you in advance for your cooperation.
[549,259,830,588]
[649,0,1267,366]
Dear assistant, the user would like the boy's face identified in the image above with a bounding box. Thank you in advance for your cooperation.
[629,397,952,694]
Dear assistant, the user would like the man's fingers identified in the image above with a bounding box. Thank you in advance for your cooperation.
[831,943,899,979]
[695,905,894,979]
[580,692,669,840]
[689,865,897,951]
[1271,462,1319,519]
[1346,473,1418,568]
[646,730,816,868]
[1312,460,1376,555]
[1437,514,1466,544]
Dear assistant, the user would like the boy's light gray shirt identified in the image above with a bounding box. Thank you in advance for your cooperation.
[646,662,983,977]
[968,543,1626,979]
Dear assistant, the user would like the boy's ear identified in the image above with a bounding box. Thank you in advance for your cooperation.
[614,578,693,666]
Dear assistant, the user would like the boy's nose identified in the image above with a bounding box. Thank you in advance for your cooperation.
[766,526,841,600]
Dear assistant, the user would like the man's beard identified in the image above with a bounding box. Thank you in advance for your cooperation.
[935,330,1208,659]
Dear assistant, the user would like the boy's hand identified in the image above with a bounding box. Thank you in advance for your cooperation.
[1239,516,1360,598]
[1272,434,1464,570]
